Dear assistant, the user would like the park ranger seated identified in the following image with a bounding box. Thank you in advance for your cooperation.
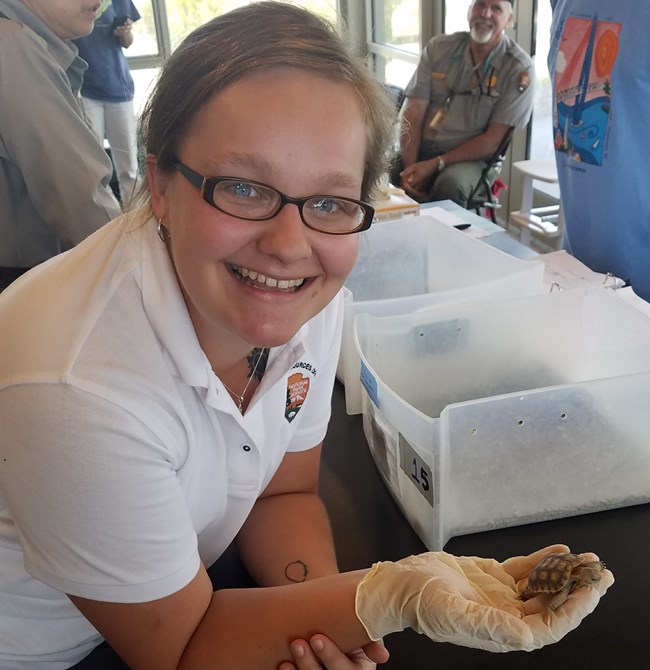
[396,0,534,208]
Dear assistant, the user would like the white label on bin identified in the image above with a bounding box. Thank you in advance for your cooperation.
[360,361,379,407]
[399,434,434,507]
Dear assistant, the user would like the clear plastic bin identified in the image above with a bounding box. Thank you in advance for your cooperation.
[354,287,650,551]
[338,214,545,414]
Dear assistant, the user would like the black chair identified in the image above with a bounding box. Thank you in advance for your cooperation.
[382,84,406,182]
[383,83,405,114]
[466,126,514,224]
[384,88,512,221]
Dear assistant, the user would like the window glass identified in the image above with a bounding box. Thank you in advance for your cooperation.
[371,0,420,54]
[528,1,560,197]
[165,0,337,49]
[131,68,159,116]
[165,1,249,49]
[128,0,159,57]
[444,0,469,34]
[297,0,337,20]
[129,1,338,121]
[383,54,419,88]
[529,3,554,162]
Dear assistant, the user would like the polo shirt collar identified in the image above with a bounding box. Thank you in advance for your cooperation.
[485,33,509,68]
[464,32,509,70]
[139,216,213,389]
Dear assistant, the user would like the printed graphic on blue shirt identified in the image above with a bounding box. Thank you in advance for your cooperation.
[552,15,620,165]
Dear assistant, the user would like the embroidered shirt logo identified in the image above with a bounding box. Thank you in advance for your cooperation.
[285,372,310,422]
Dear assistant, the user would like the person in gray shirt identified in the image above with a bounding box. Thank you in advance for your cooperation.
[396,0,535,208]
[0,0,121,290]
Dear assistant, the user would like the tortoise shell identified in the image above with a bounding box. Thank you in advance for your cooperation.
[520,551,605,610]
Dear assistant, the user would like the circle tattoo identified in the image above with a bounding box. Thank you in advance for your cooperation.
[284,559,309,583]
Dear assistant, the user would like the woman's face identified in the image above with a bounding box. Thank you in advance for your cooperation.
[149,68,368,359]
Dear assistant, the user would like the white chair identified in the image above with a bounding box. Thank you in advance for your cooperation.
[509,159,564,251]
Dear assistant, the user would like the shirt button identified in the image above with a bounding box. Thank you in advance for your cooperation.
[242,444,252,452]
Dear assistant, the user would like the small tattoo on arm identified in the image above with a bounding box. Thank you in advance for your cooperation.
[285,559,309,583]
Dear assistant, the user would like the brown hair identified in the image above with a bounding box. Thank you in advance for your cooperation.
[135,1,396,210]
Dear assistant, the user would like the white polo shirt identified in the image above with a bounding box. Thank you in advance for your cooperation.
[0,213,343,668]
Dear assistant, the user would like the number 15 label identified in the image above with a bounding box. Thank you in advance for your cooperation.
[399,434,434,507]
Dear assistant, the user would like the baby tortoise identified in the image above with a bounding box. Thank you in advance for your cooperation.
[520,551,605,611]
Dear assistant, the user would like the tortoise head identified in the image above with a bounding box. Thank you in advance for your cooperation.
[575,561,605,586]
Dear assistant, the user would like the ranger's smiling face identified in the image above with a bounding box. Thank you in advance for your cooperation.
[468,0,514,46]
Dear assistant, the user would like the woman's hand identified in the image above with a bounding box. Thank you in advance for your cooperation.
[278,636,389,670]
[354,544,614,652]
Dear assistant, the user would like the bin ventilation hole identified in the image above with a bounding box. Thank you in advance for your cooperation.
[470,427,478,435]
[417,331,425,338]
[517,419,525,427]
[560,412,568,420]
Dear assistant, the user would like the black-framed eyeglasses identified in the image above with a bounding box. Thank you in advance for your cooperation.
[173,160,374,235]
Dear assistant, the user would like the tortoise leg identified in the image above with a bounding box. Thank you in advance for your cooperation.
[550,575,586,610]
[549,582,573,611]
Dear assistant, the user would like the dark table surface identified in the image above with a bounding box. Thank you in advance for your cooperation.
[320,381,649,670]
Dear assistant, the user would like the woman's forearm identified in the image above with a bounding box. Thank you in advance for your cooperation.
[236,492,339,586]
[178,571,372,669]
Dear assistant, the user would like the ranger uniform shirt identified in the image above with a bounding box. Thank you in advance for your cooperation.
[405,32,535,156]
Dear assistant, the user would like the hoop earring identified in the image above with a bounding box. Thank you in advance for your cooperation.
[157,218,171,242]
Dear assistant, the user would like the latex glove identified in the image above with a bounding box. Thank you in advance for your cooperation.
[355,544,613,652]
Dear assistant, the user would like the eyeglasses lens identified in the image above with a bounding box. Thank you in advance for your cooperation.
[210,179,367,234]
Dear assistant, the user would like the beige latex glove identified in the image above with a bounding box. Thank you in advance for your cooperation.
[355,544,614,652]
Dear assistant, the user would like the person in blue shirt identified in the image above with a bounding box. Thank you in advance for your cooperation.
[74,0,141,204]
[548,0,650,302]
